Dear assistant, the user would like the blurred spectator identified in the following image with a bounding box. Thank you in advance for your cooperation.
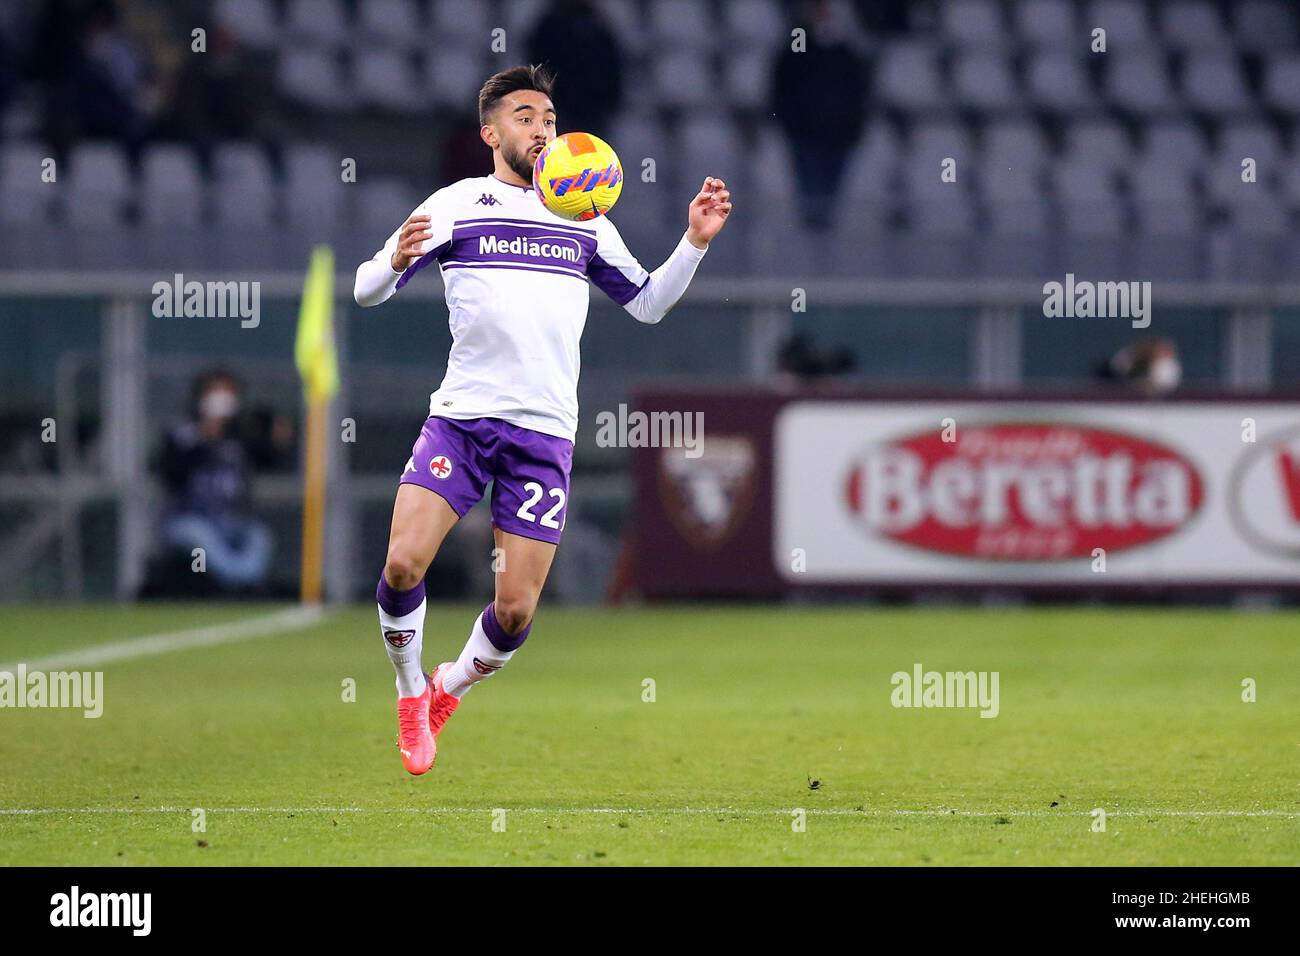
[772,0,869,230]
[32,0,159,153]
[527,0,624,135]
[153,370,291,592]
[853,0,911,36]
[162,24,270,157]
[777,332,856,382]
[1098,338,1183,396]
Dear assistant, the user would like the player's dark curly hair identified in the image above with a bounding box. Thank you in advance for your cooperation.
[477,64,555,127]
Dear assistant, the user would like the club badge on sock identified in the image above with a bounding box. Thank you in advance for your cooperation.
[384,629,416,648]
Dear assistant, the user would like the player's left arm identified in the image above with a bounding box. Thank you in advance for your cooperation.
[590,177,732,325]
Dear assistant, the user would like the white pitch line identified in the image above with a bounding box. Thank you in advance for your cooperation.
[0,605,327,673]
[0,807,1295,818]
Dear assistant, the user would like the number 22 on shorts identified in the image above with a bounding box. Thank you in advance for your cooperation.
[516,481,566,529]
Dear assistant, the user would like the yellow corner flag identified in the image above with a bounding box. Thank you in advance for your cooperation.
[295,245,339,403]
[296,245,337,605]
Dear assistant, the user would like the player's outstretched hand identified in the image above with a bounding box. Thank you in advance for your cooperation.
[686,177,732,250]
[391,213,433,272]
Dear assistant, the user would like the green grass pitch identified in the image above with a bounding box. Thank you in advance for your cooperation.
[0,603,1296,866]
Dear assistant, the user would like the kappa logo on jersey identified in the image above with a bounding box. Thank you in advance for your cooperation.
[471,657,500,675]
[429,454,453,479]
[384,628,416,648]
[475,193,501,206]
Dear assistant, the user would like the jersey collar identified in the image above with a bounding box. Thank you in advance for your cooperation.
[491,174,535,195]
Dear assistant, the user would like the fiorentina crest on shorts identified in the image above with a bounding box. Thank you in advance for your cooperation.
[657,435,756,549]
[384,629,416,648]
[429,454,453,479]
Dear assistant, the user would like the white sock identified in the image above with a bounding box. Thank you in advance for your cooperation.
[379,598,427,698]
[441,611,515,699]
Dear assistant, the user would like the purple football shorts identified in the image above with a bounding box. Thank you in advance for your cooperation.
[398,415,573,545]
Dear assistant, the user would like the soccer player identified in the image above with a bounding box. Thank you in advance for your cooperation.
[353,65,732,775]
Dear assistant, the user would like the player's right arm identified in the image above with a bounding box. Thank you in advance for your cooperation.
[354,190,454,307]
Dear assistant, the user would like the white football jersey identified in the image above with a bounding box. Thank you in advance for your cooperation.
[364,175,652,442]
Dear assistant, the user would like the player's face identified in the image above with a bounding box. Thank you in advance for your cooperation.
[492,91,557,184]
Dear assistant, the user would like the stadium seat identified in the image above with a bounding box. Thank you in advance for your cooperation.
[355,48,430,113]
[1263,54,1300,113]
[609,112,669,179]
[907,119,975,171]
[981,158,1051,236]
[609,112,675,232]
[1025,52,1096,112]
[1182,53,1254,116]
[908,190,977,237]
[213,0,279,51]
[1015,0,1077,48]
[1206,152,1278,205]
[429,0,492,46]
[65,142,133,225]
[1159,1,1230,53]
[651,52,713,109]
[0,141,54,224]
[427,50,488,109]
[1129,160,1201,236]
[1086,0,1154,49]
[594,0,646,57]
[1063,119,1134,173]
[1053,160,1125,235]
[1105,49,1179,115]
[284,143,345,227]
[649,0,713,52]
[212,143,277,226]
[724,50,775,111]
[724,0,784,51]
[983,120,1050,169]
[951,52,1020,112]
[1217,121,1284,169]
[1278,159,1300,209]
[358,177,416,230]
[680,112,746,195]
[940,0,1007,49]
[358,0,422,51]
[877,41,947,113]
[1140,119,1209,170]
[751,124,796,204]
[1222,199,1289,237]
[277,48,349,112]
[1235,1,1299,54]
[284,0,350,48]
[140,145,205,228]
[901,121,977,235]
[841,120,902,204]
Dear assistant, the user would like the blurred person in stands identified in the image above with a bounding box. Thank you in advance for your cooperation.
[162,24,270,159]
[67,0,158,151]
[854,0,911,36]
[777,332,856,384]
[155,370,290,592]
[1098,338,1183,396]
[527,0,624,135]
[771,0,869,230]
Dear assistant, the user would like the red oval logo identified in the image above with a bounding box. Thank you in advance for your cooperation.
[843,422,1204,560]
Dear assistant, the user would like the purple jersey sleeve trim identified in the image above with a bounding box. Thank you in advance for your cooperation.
[394,239,451,291]
[587,253,648,306]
